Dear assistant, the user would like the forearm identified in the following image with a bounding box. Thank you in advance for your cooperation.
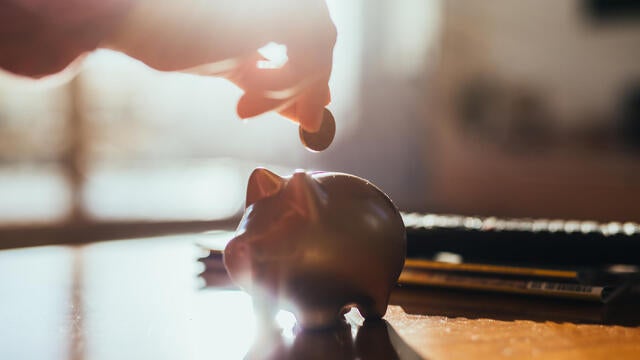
[0,0,134,78]
[102,0,273,72]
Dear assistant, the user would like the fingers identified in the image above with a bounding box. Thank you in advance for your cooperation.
[237,92,293,119]
[295,82,331,132]
[277,103,297,121]
[234,53,330,125]
[229,35,333,127]
[237,79,330,133]
[233,57,323,100]
[236,65,302,97]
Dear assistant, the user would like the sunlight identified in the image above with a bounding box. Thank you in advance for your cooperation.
[275,309,298,339]
[83,161,244,221]
[0,166,70,224]
[257,42,289,69]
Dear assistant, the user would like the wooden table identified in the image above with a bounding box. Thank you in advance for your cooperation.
[1,234,638,360]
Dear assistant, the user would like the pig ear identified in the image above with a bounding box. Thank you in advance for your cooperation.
[285,170,326,220]
[246,168,285,207]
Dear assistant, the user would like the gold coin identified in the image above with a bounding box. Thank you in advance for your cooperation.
[299,108,336,152]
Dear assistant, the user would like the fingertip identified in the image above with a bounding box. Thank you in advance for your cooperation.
[325,88,332,107]
[236,95,253,119]
[238,93,296,120]
[299,106,324,133]
[278,104,298,122]
[237,96,269,119]
[297,84,328,133]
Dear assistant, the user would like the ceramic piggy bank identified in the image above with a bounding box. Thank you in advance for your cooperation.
[224,168,406,329]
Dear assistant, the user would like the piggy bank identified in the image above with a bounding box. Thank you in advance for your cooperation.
[224,168,406,329]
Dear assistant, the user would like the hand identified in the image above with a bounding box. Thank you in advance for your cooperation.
[104,0,336,132]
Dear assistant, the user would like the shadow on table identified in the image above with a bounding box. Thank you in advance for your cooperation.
[244,319,424,360]
[199,269,425,359]
[391,285,640,326]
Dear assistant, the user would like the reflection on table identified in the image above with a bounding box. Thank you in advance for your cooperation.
[1,234,639,360]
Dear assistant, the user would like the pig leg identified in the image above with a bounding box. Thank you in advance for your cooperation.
[251,261,283,329]
[252,292,279,329]
[357,293,389,320]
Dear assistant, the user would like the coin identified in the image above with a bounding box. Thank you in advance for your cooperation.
[299,108,336,152]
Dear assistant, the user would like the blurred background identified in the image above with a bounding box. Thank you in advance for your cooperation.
[1,0,639,247]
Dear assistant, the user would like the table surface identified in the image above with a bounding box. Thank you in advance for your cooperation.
[1,233,639,360]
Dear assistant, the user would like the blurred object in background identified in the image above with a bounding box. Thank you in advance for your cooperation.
[0,1,370,231]
[584,0,640,21]
[0,78,72,225]
[1,0,640,248]
[427,0,640,221]
[619,83,640,151]
[0,166,70,224]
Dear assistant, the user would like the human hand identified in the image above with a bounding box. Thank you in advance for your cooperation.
[104,0,336,132]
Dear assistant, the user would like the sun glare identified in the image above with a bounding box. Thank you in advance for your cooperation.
[275,309,298,339]
[257,42,289,69]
